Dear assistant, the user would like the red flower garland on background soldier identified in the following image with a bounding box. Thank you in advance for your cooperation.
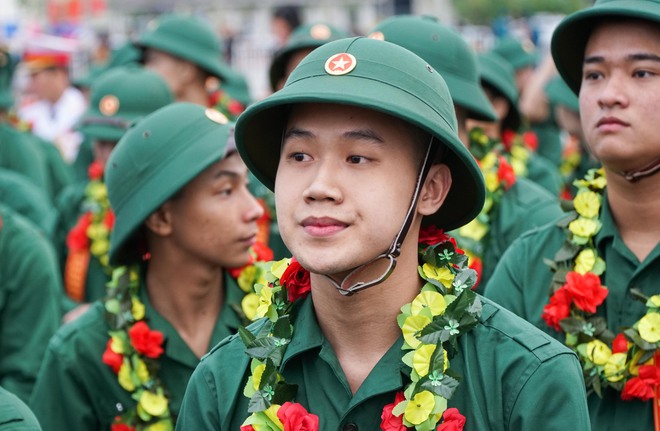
[543,168,660,401]
[65,161,115,301]
[103,240,274,430]
[238,226,478,431]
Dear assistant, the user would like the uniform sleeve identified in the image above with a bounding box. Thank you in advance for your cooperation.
[507,352,590,430]
[483,237,529,318]
[28,338,98,431]
[176,361,222,430]
[0,226,62,403]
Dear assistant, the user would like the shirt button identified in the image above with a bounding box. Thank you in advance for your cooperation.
[342,423,358,431]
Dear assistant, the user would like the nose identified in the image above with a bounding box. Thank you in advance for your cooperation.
[597,72,629,109]
[243,191,265,223]
[302,160,343,204]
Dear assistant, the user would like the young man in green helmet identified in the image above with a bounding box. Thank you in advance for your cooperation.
[484,1,660,429]
[50,65,174,322]
[176,36,589,430]
[29,103,266,430]
[367,15,563,291]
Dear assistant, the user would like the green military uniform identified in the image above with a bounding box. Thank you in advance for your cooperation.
[177,35,589,430]
[28,274,244,430]
[0,386,41,431]
[179,295,588,430]
[0,168,54,232]
[24,132,72,200]
[485,197,658,430]
[0,123,49,195]
[0,204,62,403]
[51,66,173,307]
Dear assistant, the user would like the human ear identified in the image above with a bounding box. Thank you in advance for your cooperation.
[144,202,174,237]
[418,164,452,216]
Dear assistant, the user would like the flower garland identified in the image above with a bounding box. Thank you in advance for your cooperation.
[208,88,245,121]
[457,128,518,287]
[238,226,480,431]
[543,167,660,400]
[66,161,115,271]
[102,242,274,430]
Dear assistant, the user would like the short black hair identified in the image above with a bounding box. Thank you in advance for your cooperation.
[272,5,302,30]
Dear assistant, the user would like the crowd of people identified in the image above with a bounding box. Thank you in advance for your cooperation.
[0,0,658,430]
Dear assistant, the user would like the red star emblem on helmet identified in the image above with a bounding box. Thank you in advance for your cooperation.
[324,53,357,76]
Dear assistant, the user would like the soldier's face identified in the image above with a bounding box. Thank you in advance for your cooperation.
[144,49,186,97]
[159,153,263,269]
[580,20,660,173]
[274,103,436,279]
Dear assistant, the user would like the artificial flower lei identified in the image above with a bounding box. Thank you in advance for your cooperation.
[543,167,660,400]
[238,226,479,431]
[457,128,518,286]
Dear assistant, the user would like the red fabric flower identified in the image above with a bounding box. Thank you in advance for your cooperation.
[281,258,311,303]
[228,100,245,117]
[66,212,92,252]
[276,402,319,431]
[501,129,516,151]
[88,161,105,181]
[380,391,406,431]
[240,426,255,431]
[436,408,466,431]
[128,321,164,359]
[497,156,516,190]
[542,287,572,331]
[418,225,449,246]
[522,131,539,151]
[469,257,483,291]
[104,210,115,229]
[612,333,629,354]
[102,339,123,373]
[111,423,135,431]
[252,241,274,263]
[563,272,608,314]
[621,365,660,401]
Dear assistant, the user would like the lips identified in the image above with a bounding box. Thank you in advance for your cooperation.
[596,116,630,129]
[301,216,348,237]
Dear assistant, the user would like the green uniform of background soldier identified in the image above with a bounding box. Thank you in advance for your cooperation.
[485,1,660,430]
[29,103,265,430]
[368,15,563,291]
[176,36,589,430]
[50,65,173,322]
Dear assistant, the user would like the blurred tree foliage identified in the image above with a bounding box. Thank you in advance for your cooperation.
[452,0,591,24]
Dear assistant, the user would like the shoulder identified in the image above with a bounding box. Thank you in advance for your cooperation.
[506,177,560,208]
[46,302,108,358]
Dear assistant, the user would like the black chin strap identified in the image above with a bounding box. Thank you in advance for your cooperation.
[619,157,660,182]
[323,137,438,296]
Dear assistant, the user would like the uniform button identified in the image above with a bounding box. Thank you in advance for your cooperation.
[342,423,358,431]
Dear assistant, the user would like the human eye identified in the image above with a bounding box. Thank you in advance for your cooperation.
[633,69,656,78]
[582,69,602,81]
[347,155,369,164]
[287,152,311,162]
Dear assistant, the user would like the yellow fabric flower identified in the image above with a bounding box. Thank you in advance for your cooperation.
[118,363,135,391]
[253,363,266,390]
[87,182,107,201]
[242,293,260,321]
[638,312,660,343]
[136,359,150,384]
[262,405,284,431]
[402,315,432,349]
[110,335,126,354]
[484,171,500,192]
[480,152,497,170]
[90,239,109,256]
[604,353,627,382]
[139,390,168,417]
[411,291,447,317]
[144,420,172,431]
[459,218,488,241]
[404,391,435,425]
[586,340,611,365]
[421,264,455,289]
[412,344,436,377]
[255,287,274,319]
[238,266,257,293]
[648,295,660,308]
[132,297,145,321]
[574,249,596,274]
[270,259,291,280]
[511,145,529,162]
[511,158,527,177]
[568,217,600,238]
[574,190,601,218]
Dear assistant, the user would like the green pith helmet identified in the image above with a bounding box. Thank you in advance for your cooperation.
[0,49,19,109]
[369,15,497,122]
[221,68,252,106]
[545,76,579,113]
[106,102,235,265]
[136,14,231,81]
[492,35,538,70]
[235,37,485,232]
[552,0,660,94]
[78,65,174,141]
[269,22,349,91]
[478,52,521,131]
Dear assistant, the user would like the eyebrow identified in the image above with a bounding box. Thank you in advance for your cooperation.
[584,53,660,64]
[212,170,240,180]
[283,127,384,143]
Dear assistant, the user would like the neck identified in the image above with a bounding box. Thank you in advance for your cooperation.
[605,167,660,262]
[145,249,224,357]
[178,84,209,107]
